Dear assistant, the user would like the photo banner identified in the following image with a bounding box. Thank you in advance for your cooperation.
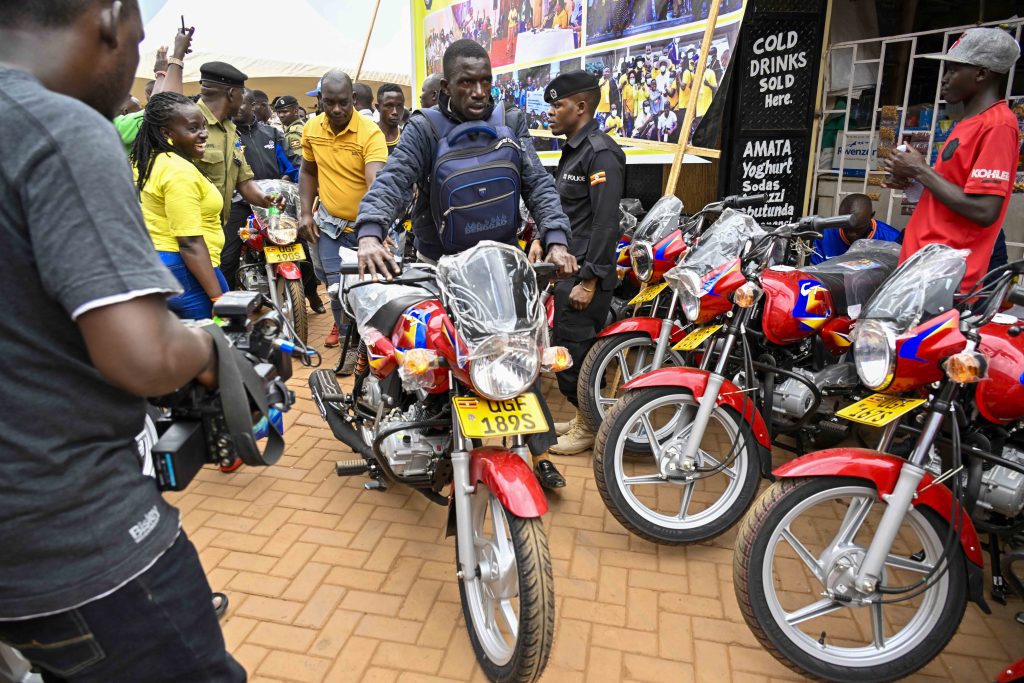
[412,0,747,158]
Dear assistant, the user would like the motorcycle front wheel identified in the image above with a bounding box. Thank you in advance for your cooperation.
[457,483,554,683]
[576,332,685,452]
[734,477,967,683]
[275,276,308,345]
[593,387,761,544]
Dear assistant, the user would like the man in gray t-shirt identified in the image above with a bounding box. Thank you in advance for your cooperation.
[0,2,243,680]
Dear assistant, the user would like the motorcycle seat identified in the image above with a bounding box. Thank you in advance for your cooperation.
[366,292,436,335]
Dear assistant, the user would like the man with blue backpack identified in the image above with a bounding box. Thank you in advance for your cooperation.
[355,38,578,488]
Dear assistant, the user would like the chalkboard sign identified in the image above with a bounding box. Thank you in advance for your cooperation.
[735,133,807,223]
[721,0,827,226]
[738,17,821,131]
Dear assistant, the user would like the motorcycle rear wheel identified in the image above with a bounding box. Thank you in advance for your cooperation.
[457,484,554,683]
[734,477,967,683]
[594,387,761,544]
[275,277,308,345]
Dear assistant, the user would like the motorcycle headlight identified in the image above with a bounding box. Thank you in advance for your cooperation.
[853,320,896,390]
[469,334,540,401]
[267,215,298,246]
[665,267,702,322]
[631,241,654,282]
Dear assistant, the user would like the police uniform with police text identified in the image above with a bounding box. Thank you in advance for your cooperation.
[194,62,255,226]
[548,76,626,407]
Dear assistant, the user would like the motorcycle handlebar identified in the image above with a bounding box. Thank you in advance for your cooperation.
[723,194,767,209]
[801,214,853,231]
[1008,285,1024,308]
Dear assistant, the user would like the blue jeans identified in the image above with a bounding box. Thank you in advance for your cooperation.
[0,533,244,683]
[314,230,358,331]
[159,252,229,320]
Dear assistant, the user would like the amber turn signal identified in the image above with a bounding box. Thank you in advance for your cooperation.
[733,281,762,308]
[401,348,437,376]
[238,226,254,241]
[542,346,573,373]
[944,351,987,384]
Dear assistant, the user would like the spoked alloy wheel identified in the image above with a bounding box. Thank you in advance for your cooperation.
[458,483,554,682]
[594,387,761,544]
[577,333,685,454]
[734,477,967,683]
[274,277,308,344]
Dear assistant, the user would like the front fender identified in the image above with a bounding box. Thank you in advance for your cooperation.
[469,446,548,518]
[775,449,984,568]
[621,367,771,450]
[597,317,685,343]
[274,262,303,279]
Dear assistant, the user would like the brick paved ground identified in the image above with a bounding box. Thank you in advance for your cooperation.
[169,310,1022,682]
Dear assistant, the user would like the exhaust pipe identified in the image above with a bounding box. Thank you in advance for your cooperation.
[308,370,374,461]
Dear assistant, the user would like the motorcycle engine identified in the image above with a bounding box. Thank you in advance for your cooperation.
[771,363,857,424]
[975,446,1024,518]
[376,404,449,478]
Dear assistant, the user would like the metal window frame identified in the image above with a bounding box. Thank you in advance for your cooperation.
[810,18,1022,242]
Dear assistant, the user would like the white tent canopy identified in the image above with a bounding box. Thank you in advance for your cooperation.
[137,0,413,86]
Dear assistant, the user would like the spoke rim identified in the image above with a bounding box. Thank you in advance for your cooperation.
[760,485,950,667]
[462,485,519,666]
[612,392,747,529]
[592,337,682,425]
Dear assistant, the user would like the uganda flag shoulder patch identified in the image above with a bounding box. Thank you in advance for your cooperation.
[590,171,607,186]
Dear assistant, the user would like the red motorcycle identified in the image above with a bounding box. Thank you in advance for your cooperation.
[593,210,901,544]
[237,180,308,343]
[576,194,767,440]
[309,242,570,682]
[734,243,1024,682]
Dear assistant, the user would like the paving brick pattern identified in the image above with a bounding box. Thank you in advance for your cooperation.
[170,311,1022,682]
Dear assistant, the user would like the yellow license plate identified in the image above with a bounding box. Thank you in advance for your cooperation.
[628,282,668,305]
[264,244,306,263]
[672,324,723,351]
[836,394,927,427]
[453,394,550,438]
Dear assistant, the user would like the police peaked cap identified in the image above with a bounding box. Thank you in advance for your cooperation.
[544,70,600,104]
[273,95,299,110]
[199,61,248,88]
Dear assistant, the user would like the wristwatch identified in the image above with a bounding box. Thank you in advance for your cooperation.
[167,57,185,68]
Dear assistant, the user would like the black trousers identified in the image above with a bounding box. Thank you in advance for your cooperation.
[223,202,320,298]
[551,278,615,407]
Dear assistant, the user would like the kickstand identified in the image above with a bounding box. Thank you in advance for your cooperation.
[989,532,1008,605]
[335,324,354,376]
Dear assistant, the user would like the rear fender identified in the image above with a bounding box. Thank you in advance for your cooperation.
[274,262,302,279]
[774,449,985,569]
[597,317,685,344]
[468,446,548,518]
[620,367,773,468]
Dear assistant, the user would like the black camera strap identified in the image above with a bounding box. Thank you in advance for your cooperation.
[202,323,284,467]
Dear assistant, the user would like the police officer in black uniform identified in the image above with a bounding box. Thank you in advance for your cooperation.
[530,70,625,464]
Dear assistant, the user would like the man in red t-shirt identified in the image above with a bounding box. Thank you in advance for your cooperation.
[885,27,1020,291]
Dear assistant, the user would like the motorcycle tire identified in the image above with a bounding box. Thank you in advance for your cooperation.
[457,486,554,683]
[275,277,308,345]
[734,477,968,683]
[577,332,684,455]
[594,386,761,544]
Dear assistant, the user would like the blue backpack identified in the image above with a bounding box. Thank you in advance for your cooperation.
[419,107,523,253]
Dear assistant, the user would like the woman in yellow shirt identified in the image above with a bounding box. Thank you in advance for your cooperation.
[130,93,226,319]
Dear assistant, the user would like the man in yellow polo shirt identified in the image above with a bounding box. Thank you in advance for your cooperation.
[298,69,388,361]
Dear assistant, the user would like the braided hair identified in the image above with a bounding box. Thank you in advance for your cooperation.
[129,92,198,196]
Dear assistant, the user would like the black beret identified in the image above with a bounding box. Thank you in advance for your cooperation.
[199,61,248,88]
[544,70,600,104]
[273,95,298,110]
